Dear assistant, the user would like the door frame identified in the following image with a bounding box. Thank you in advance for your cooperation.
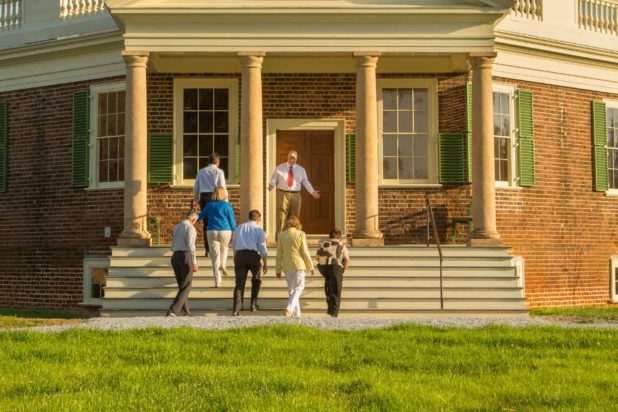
[266,119,346,241]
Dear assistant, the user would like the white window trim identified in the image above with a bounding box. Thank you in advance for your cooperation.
[611,256,618,303]
[173,78,239,188]
[377,79,439,186]
[88,81,126,190]
[493,83,518,188]
[81,257,109,307]
[604,99,618,196]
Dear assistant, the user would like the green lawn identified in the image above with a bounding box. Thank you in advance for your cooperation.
[0,308,85,329]
[1,325,617,411]
[530,306,618,321]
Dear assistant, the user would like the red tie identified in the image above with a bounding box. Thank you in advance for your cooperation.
[287,166,294,188]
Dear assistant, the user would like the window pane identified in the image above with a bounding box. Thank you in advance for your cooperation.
[117,112,125,136]
[184,135,198,157]
[214,89,229,110]
[183,158,197,179]
[398,89,412,110]
[214,135,229,156]
[493,92,500,113]
[499,137,509,159]
[414,89,428,111]
[398,111,412,132]
[383,135,397,157]
[493,114,501,136]
[214,112,229,133]
[199,157,209,170]
[383,89,397,110]
[398,135,413,157]
[414,135,428,157]
[109,137,118,159]
[414,111,428,133]
[184,89,198,110]
[608,129,614,148]
[383,111,397,133]
[98,115,107,137]
[498,159,508,182]
[219,158,229,177]
[501,93,509,114]
[119,158,124,181]
[109,159,118,182]
[198,135,212,158]
[501,116,510,137]
[199,89,213,110]
[99,160,108,183]
[107,114,117,136]
[414,156,428,180]
[199,111,213,133]
[383,157,397,179]
[184,112,197,133]
[98,93,108,115]
[108,92,117,113]
[100,138,109,160]
[399,157,413,179]
[118,91,125,113]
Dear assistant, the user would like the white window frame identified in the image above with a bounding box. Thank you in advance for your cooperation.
[173,78,239,187]
[493,83,518,189]
[377,79,439,187]
[611,256,618,302]
[81,257,109,307]
[605,100,618,196]
[88,81,126,190]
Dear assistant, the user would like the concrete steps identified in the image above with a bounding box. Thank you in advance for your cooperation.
[101,245,527,317]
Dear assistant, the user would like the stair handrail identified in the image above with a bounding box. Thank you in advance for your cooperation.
[425,193,444,310]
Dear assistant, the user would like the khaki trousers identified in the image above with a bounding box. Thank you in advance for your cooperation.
[276,190,301,232]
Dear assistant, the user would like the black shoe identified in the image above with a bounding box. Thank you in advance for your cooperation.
[232,311,240,317]
[204,251,209,258]
[251,302,259,312]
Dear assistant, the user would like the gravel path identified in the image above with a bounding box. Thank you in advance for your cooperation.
[5,315,618,333]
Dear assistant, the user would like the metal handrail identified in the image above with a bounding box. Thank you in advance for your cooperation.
[425,193,444,310]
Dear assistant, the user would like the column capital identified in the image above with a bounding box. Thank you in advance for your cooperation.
[238,53,264,69]
[354,54,379,69]
[122,51,149,68]
[468,53,496,70]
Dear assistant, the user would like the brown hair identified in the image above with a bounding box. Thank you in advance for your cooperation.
[212,186,227,201]
[283,216,302,230]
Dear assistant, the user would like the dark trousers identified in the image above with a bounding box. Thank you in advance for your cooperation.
[233,250,262,312]
[169,251,192,315]
[199,192,213,252]
[319,264,343,317]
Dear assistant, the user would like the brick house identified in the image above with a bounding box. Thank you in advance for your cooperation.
[0,0,617,313]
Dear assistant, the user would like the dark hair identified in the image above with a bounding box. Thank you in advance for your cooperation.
[209,152,220,164]
[329,228,342,239]
[248,210,261,221]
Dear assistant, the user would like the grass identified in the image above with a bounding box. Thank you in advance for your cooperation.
[0,308,86,329]
[530,306,618,321]
[0,324,617,411]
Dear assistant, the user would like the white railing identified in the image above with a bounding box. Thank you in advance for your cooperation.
[0,0,22,31]
[579,0,618,35]
[512,0,543,20]
[59,0,105,19]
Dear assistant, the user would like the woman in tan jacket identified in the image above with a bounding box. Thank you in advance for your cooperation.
[276,216,314,317]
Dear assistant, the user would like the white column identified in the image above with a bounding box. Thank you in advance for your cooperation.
[118,51,151,247]
[238,52,265,223]
[469,53,501,246]
[352,52,384,246]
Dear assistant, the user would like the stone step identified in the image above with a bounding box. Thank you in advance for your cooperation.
[103,286,523,300]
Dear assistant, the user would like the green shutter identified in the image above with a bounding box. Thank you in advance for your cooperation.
[592,101,608,192]
[148,133,173,183]
[346,133,356,184]
[235,139,241,184]
[517,90,535,187]
[0,100,7,192]
[465,82,473,182]
[439,133,466,184]
[72,90,90,188]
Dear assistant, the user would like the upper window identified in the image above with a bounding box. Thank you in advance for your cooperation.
[378,79,438,185]
[174,79,238,186]
[607,105,618,189]
[493,84,517,187]
[89,82,126,189]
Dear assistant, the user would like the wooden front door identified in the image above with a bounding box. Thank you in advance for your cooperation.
[276,130,335,234]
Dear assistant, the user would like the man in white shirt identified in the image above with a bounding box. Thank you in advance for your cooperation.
[193,152,226,256]
[268,150,320,234]
[167,211,199,317]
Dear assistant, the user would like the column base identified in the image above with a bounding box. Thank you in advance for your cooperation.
[117,230,152,247]
[467,238,503,247]
[351,232,384,247]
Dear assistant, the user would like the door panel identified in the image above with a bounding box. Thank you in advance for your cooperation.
[276,130,335,234]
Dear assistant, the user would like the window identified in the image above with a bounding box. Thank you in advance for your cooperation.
[611,257,618,302]
[89,82,126,189]
[493,85,517,187]
[607,105,618,189]
[82,258,109,306]
[378,79,438,185]
[174,79,238,186]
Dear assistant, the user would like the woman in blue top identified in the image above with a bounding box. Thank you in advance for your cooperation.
[199,186,236,287]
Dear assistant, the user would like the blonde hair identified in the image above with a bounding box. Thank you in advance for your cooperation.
[212,186,227,201]
[283,216,302,230]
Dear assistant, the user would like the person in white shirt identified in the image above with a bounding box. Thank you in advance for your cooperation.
[193,152,226,257]
[167,211,199,317]
[268,150,320,234]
